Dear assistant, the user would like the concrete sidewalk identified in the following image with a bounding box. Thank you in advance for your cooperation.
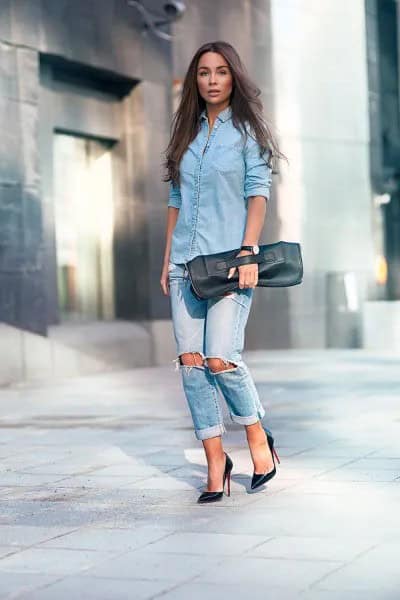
[0,349,399,599]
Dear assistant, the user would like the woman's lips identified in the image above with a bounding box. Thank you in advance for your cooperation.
[208,91,220,95]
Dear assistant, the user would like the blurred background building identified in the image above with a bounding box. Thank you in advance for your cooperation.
[0,0,399,383]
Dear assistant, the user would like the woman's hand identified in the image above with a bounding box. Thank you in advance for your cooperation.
[227,249,258,289]
[160,262,170,296]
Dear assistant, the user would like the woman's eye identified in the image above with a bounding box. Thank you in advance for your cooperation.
[199,71,228,76]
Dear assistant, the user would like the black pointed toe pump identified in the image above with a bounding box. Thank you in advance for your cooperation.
[197,452,233,504]
[251,427,280,490]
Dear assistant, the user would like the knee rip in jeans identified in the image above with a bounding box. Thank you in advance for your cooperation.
[172,353,238,375]
[172,352,206,373]
[205,356,238,374]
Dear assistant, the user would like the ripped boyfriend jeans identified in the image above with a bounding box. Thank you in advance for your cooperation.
[168,261,265,441]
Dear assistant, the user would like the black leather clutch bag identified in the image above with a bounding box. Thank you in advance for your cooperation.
[185,240,303,300]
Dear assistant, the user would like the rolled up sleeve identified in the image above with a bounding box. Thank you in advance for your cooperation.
[244,134,272,201]
[168,180,182,208]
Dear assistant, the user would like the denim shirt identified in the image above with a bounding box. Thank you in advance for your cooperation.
[167,104,272,265]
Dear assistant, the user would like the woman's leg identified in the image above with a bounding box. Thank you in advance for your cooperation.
[202,436,226,492]
[168,262,227,490]
[204,288,273,473]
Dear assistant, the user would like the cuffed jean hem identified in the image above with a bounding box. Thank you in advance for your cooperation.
[195,422,226,441]
[230,405,266,426]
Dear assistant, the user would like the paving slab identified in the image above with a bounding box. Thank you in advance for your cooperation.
[16,576,171,600]
[0,573,62,599]
[0,547,117,576]
[38,525,174,552]
[191,555,343,591]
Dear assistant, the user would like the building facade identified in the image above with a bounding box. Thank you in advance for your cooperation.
[0,0,174,381]
[0,0,397,382]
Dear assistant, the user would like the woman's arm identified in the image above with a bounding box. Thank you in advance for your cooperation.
[163,206,179,267]
[242,195,267,247]
[163,180,182,268]
[160,206,179,295]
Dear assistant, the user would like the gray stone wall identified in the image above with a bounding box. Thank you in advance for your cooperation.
[0,0,172,339]
[269,0,374,348]
[0,28,44,334]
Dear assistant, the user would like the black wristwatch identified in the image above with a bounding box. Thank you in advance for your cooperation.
[240,245,260,255]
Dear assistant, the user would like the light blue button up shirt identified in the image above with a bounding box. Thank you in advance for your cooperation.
[168,104,272,265]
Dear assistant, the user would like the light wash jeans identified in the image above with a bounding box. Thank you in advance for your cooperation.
[168,261,266,441]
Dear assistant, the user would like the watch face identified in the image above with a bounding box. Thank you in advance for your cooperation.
[253,245,260,254]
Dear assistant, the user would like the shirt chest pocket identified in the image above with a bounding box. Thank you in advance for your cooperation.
[211,143,244,174]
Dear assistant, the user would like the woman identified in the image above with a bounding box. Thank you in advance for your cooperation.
[160,41,284,504]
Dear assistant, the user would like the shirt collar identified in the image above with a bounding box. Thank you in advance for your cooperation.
[200,104,232,123]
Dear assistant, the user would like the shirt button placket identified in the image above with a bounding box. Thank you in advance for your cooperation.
[188,121,220,260]
[189,126,207,258]
[189,158,201,259]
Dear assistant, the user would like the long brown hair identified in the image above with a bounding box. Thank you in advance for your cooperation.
[163,40,286,187]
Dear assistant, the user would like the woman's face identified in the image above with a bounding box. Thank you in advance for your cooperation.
[196,51,233,108]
